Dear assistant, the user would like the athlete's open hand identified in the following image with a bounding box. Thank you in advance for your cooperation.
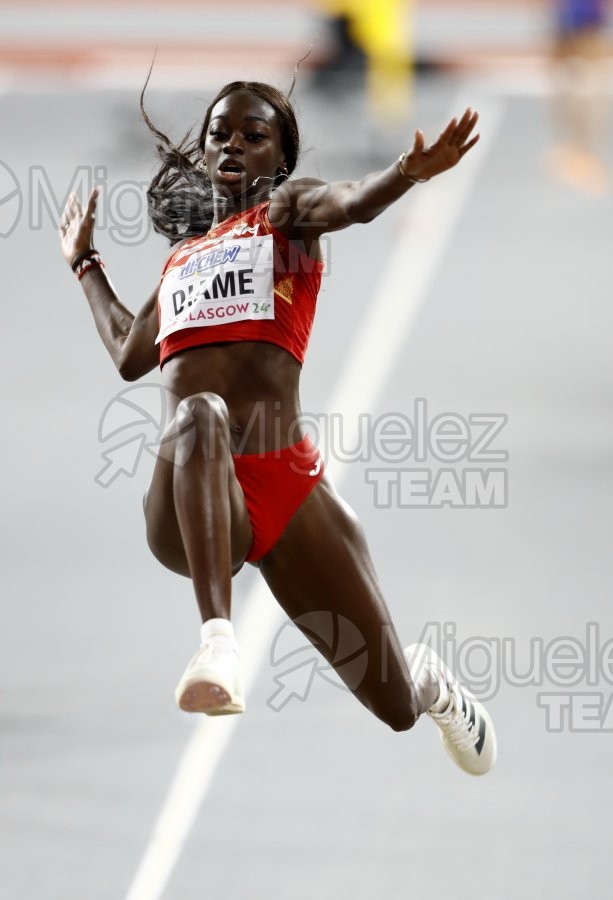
[400,108,480,182]
[58,187,99,268]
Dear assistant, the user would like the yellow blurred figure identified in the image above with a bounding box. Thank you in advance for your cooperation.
[548,0,610,193]
[316,0,413,123]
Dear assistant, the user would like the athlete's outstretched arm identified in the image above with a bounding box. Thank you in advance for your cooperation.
[59,188,159,381]
[271,108,479,237]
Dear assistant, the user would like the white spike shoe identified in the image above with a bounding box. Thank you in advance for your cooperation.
[405,643,497,776]
[175,636,245,716]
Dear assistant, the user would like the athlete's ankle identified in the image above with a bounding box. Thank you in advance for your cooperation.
[405,644,448,713]
[200,617,236,646]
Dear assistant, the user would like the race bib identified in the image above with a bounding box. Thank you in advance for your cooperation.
[156,234,274,344]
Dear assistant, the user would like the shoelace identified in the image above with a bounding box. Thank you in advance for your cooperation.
[190,640,237,667]
[432,688,480,752]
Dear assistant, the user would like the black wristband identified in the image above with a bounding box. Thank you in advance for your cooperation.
[75,252,104,280]
[71,248,99,272]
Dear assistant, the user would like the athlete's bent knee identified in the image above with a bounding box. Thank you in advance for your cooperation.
[176,391,228,428]
[385,706,420,733]
[174,392,230,462]
[371,689,420,733]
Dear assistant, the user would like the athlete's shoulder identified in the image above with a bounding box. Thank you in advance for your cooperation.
[275,177,329,203]
[269,178,331,235]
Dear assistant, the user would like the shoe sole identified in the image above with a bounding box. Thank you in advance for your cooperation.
[177,678,244,715]
[205,699,245,716]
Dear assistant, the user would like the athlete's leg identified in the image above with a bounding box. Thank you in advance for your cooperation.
[259,474,440,732]
[260,473,498,771]
[144,391,253,622]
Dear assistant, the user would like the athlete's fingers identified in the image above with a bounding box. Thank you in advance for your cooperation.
[63,204,77,232]
[68,192,83,221]
[454,110,479,146]
[448,108,473,145]
[60,192,75,226]
[439,117,458,143]
[412,129,425,154]
[458,133,480,157]
[59,189,94,254]
[85,187,99,224]
[60,204,76,234]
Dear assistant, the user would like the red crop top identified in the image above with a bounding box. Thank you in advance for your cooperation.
[157,200,324,367]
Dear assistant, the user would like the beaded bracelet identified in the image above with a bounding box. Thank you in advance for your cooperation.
[397,153,430,184]
[74,252,104,280]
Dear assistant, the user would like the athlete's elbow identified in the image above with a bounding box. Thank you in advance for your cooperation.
[117,353,144,382]
[118,361,139,382]
[354,210,378,225]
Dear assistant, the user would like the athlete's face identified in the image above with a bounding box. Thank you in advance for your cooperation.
[204,91,287,195]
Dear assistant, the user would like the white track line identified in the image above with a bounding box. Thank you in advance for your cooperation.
[123,95,505,900]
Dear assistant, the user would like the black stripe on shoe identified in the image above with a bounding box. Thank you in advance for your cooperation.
[475,715,487,755]
[468,700,476,731]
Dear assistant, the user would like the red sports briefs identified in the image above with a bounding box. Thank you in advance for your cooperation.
[232,434,324,562]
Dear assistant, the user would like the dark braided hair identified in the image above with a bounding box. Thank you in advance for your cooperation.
[140,75,301,244]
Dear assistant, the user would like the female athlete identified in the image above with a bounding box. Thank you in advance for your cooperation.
[59,79,496,776]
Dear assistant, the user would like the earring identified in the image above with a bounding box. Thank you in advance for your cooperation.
[198,158,209,177]
[276,165,289,181]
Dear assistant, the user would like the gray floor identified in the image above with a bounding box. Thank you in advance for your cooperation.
[1,70,613,900]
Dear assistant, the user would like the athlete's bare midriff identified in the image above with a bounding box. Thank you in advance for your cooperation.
[161,340,303,453]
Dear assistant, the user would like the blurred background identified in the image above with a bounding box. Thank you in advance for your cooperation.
[1,2,612,899]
